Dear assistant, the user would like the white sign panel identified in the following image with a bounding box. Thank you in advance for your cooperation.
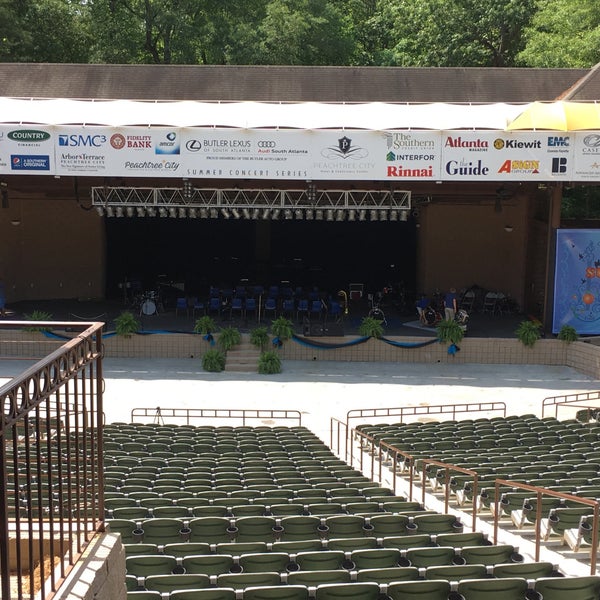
[440,131,573,181]
[572,132,600,181]
[0,125,54,174]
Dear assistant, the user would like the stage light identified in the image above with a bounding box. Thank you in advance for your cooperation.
[105,206,114,217]
[209,208,218,218]
[272,208,281,220]
[326,209,334,221]
[188,208,197,218]
[390,210,398,221]
[169,207,177,218]
[284,209,293,220]
[116,206,124,217]
[348,209,356,221]
[315,209,324,221]
[232,208,240,219]
[295,209,303,220]
[379,211,388,221]
[199,207,209,218]
[178,207,187,218]
[242,208,251,219]
[159,207,167,217]
[305,209,314,220]
[358,209,366,221]
[221,208,230,219]
[399,210,408,222]
[262,208,271,219]
[95,206,104,217]
[336,209,345,221]
[136,207,145,217]
[147,207,157,217]
[251,208,260,219]
[370,210,378,221]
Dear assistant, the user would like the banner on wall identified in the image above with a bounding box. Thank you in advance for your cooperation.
[553,229,600,335]
[0,125,599,182]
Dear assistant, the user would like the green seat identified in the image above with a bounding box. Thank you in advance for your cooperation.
[386,580,451,600]
[188,516,233,543]
[169,589,236,600]
[355,566,419,584]
[238,552,292,573]
[326,537,378,552]
[279,516,323,541]
[138,518,188,545]
[314,582,383,600]
[534,575,600,600]
[425,563,488,581]
[181,554,235,575]
[287,570,352,587]
[295,550,347,571]
[404,546,460,568]
[242,585,310,600]
[460,544,522,566]
[163,542,211,558]
[380,534,433,550]
[456,577,528,600]
[125,554,177,577]
[216,572,281,590]
[492,561,557,579]
[350,548,401,569]
[144,573,210,593]
[323,515,370,539]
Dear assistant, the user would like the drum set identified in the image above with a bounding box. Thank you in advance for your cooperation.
[138,290,162,315]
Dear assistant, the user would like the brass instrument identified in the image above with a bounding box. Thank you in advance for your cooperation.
[338,290,349,315]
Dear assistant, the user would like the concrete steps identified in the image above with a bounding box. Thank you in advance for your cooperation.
[224,341,261,372]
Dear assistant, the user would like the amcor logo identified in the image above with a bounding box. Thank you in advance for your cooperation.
[8,130,50,142]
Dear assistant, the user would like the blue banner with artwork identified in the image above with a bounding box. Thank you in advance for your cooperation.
[554,229,600,334]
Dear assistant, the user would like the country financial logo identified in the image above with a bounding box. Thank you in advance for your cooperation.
[321,136,368,160]
[8,130,51,143]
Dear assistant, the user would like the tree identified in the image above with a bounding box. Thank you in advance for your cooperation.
[518,0,600,67]
[378,0,535,67]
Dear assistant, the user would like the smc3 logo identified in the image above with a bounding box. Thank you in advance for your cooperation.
[59,134,107,147]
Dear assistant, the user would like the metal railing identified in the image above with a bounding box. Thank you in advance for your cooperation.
[0,321,104,600]
[130,407,302,427]
[542,390,600,419]
[330,401,507,463]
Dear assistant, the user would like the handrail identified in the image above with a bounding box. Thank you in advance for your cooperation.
[130,407,302,426]
[330,417,347,462]
[542,390,600,418]
[492,479,599,573]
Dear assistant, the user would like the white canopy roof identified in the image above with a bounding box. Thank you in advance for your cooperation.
[0,97,528,129]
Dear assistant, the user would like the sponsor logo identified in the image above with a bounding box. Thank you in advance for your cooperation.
[498,159,540,174]
[385,132,436,150]
[445,159,489,176]
[58,134,107,147]
[186,139,202,152]
[257,141,276,149]
[387,166,434,178]
[582,134,600,154]
[386,151,435,162]
[548,136,570,147]
[321,136,369,160]
[8,130,50,142]
[552,157,568,174]
[155,131,180,155]
[11,155,50,170]
[110,134,126,149]
[445,136,488,150]
[493,138,542,150]
[124,160,180,171]
[201,139,251,149]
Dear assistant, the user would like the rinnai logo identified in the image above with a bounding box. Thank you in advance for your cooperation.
[59,134,107,147]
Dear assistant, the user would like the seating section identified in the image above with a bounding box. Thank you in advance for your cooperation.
[104,421,600,599]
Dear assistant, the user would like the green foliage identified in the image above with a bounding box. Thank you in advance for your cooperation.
[114,311,140,338]
[23,310,53,332]
[436,318,465,345]
[557,324,578,343]
[515,319,542,347]
[358,316,384,339]
[217,326,241,352]
[250,326,270,351]
[202,349,226,372]
[194,315,217,335]
[258,350,282,374]
[271,317,294,343]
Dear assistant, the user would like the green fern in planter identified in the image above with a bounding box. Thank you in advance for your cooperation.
[202,349,226,372]
[250,326,270,351]
[217,326,241,352]
[557,324,578,343]
[436,318,465,345]
[24,310,53,332]
[358,316,384,339]
[194,315,217,335]
[114,311,140,338]
[515,320,542,348]
[271,317,294,347]
[258,351,282,374]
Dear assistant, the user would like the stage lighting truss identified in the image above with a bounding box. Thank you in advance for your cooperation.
[91,186,411,221]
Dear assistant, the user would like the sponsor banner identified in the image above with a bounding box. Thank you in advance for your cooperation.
[441,131,573,180]
[572,132,600,180]
[55,126,110,174]
[181,129,311,179]
[377,131,441,180]
[0,125,54,174]
[553,229,600,335]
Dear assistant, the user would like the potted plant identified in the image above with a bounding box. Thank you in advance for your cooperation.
[217,326,241,352]
[436,318,465,355]
[114,311,140,338]
[271,317,294,348]
[258,350,282,374]
[557,324,578,343]
[250,326,270,351]
[194,315,218,345]
[358,316,384,339]
[515,319,542,348]
[202,349,226,372]
[24,310,53,332]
